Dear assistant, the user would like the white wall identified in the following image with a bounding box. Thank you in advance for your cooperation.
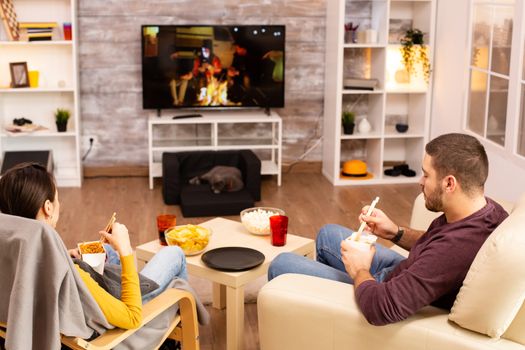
[432,0,525,202]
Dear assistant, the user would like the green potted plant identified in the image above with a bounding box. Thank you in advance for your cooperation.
[400,28,431,83]
[341,111,355,135]
[55,108,70,132]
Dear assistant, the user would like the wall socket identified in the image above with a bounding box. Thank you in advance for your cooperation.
[81,135,98,153]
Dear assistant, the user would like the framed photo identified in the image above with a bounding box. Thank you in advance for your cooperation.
[9,62,29,88]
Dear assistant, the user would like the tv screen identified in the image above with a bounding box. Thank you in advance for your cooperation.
[141,25,285,110]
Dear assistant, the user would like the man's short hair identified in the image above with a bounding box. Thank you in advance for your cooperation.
[425,133,488,195]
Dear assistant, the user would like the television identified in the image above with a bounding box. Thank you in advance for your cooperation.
[141,25,285,111]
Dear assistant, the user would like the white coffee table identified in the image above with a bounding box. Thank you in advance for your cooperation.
[135,217,315,350]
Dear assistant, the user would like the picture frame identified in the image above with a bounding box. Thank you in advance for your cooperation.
[9,62,29,88]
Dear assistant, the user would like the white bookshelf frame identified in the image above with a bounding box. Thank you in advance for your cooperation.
[0,0,81,186]
[322,0,436,186]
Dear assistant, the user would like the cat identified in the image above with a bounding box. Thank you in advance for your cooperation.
[189,166,244,194]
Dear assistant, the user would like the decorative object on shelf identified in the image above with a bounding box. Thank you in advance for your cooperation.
[400,28,431,83]
[394,69,410,84]
[28,70,39,88]
[54,108,70,132]
[395,123,409,133]
[9,62,29,88]
[5,117,47,134]
[0,0,19,41]
[62,22,72,40]
[13,117,32,126]
[357,117,372,134]
[340,159,373,180]
[388,18,412,44]
[384,163,416,177]
[344,22,359,43]
[365,29,378,44]
[341,111,355,135]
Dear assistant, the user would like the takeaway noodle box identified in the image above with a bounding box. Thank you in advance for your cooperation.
[78,241,106,274]
[347,232,377,251]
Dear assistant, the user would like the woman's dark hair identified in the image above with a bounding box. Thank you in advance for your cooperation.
[0,162,56,219]
[425,133,488,195]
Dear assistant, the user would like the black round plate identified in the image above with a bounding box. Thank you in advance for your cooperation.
[201,247,265,272]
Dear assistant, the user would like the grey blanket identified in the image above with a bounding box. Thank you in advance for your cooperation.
[0,214,111,350]
[0,213,209,350]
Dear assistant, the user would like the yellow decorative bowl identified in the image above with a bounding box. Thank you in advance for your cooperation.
[165,224,211,256]
[240,207,285,235]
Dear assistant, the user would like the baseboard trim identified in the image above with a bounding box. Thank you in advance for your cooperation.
[84,165,148,178]
[282,161,321,173]
[84,161,321,178]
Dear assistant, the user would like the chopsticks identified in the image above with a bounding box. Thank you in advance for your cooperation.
[101,212,116,241]
[348,197,379,241]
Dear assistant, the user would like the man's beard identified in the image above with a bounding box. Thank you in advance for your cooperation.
[424,185,444,212]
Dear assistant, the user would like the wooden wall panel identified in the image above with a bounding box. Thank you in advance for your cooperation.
[77,0,327,166]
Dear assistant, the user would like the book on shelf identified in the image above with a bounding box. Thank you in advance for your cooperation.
[28,35,53,41]
[24,28,53,33]
[19,27,54,41]
[18,21,57,29]
[343,78,379,90]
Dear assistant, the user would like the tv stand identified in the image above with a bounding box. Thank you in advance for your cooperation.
[264,107,271,116]
[147,110,282,189]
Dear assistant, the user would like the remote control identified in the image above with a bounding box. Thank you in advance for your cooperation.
[172,114,203,119]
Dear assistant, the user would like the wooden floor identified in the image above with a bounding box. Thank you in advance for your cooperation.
[57,173,421,350]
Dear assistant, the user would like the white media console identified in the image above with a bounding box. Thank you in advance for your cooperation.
[148,110,282,189]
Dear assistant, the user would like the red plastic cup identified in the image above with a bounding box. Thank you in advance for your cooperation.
[156,214,176,246]
[270,215,288,246]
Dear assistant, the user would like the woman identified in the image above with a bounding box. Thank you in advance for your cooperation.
[0,162,187,329]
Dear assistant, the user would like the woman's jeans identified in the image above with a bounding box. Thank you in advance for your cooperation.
[268,224,406,284]
[105,244,188,303]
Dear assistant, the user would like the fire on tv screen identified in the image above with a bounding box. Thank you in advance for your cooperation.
[141,25,285,110]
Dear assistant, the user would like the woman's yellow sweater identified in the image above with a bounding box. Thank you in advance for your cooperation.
[75,254,143,329]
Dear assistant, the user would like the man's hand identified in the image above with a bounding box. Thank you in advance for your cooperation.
[341,239,376,281]
[359,206,398,241]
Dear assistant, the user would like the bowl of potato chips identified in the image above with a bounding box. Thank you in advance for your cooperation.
[165,224,211,256]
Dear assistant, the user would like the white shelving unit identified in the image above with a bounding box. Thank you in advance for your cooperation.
[0,0,81,186]
[148,110,282,189]
[323,0,436,186]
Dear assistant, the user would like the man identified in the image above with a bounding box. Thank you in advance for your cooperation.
[268,133,508,325]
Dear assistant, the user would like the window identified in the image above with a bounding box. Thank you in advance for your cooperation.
[466,1,514,148]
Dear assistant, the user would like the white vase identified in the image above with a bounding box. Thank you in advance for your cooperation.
[358,118,372,134]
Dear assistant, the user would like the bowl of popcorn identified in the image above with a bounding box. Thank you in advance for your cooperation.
[165,224,211,256]
[240,207,286,235]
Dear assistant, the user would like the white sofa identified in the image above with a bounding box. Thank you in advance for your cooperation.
[258,194,525,350]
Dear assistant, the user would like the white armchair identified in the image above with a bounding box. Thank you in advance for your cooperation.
[258,194,523,350]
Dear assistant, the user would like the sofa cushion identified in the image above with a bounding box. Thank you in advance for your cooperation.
[449,193,525,342]
[180,184,254,217]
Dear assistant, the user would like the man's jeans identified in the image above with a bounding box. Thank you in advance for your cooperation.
[268,224,406,284]
[105,244,188,303]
